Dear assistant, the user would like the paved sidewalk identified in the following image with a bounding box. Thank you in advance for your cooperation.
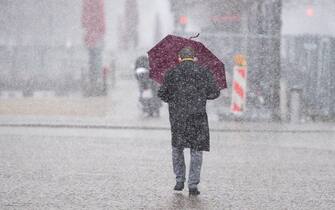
[0,71,334,132]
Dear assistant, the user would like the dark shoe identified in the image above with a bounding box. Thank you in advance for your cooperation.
[174,182,184,191]
[189,188,200,195]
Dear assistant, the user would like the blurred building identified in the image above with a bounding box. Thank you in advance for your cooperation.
[169,0,335,121]
[282,35,335,120]
[0,0,85,95]
[169,0,282,120]
[282,0,335,36]
[281,1,335,120]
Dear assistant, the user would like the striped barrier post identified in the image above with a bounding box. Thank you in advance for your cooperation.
[231,54,248,114]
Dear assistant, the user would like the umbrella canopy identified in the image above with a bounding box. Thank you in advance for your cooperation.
[147,34,227,89]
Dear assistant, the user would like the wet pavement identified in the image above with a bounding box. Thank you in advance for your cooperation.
[0,127,335,209]
[1,60,335,209]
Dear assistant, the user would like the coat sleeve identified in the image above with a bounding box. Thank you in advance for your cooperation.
[206,70,220,100]
[157,71,172,103]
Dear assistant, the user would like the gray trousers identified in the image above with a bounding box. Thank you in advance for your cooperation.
[172,147,203,189]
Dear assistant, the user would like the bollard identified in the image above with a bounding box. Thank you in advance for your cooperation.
[290,87,302,123]
[280,79,288,122]
[110,57,116,89]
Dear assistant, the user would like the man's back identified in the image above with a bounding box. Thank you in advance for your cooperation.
[159,60,219,115]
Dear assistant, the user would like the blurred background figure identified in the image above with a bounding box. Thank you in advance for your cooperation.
[134,55,162,117]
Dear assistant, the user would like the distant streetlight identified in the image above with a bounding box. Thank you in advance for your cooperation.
[179,16,188,25]
[178,15,188,33]
[306,5,315,17]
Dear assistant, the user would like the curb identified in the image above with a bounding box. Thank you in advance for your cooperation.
[1,123,334,133]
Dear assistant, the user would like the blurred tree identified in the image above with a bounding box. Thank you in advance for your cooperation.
[82,0,105,48]
[124,0,139,50]
[246,0,282,121]
[82,0,106,96]
[154,14,162,44]
[268,0,282,121]
[117,14,126,50]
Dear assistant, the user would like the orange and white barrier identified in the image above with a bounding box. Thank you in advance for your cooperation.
[231,55,248,114]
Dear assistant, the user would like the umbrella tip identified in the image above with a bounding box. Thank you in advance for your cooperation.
[189,33,200,40]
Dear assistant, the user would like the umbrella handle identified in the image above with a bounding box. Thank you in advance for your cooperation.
[189,33,200,40]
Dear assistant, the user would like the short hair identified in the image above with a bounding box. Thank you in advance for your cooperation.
[178,47,195,59]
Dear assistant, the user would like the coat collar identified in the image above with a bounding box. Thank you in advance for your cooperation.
[181,58,194,62]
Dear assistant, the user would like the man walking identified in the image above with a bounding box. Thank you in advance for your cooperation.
[158,47,220,195]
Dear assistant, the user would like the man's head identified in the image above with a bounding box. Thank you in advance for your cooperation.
[178,47,195,61]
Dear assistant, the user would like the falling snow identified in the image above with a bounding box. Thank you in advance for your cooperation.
[0,0,334,209]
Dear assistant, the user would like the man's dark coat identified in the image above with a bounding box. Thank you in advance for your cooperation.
[158,60,220,151]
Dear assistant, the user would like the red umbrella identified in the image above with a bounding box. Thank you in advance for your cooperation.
[147,34,227,89]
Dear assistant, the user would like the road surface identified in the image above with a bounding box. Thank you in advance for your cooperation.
[0,126,334,209]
